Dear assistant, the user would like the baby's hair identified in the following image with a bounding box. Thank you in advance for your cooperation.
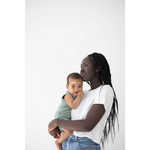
[67,73,82,84]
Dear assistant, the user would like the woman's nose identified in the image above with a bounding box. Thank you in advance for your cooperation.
[80,67,84,73]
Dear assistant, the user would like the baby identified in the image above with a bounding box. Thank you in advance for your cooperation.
[54,72,84,150]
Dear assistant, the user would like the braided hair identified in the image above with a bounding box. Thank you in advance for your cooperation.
[88,52,119,148]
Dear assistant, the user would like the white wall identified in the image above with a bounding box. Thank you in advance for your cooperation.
[25,0,125,150]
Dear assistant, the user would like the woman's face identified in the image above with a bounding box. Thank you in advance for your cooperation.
[80,56,97,82]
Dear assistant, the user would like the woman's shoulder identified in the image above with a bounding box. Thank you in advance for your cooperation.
[83,85,113,95]
[101,84,114,96]
[102,84,112,90]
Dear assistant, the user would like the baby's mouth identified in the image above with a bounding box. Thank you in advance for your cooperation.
[74,92,78,95]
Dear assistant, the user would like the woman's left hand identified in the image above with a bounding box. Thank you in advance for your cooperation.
[48,119,58,134]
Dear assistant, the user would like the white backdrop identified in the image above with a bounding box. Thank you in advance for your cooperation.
[25,0,125,150]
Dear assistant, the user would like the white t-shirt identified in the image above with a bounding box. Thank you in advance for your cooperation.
[71,85,114,144]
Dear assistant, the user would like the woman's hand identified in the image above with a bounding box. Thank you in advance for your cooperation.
[49,127,60,138]
[48,119,58,134]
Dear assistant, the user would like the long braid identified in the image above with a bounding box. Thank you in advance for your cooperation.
[88,52,119,148]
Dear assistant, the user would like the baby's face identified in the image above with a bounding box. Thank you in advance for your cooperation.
[66,78,83,97]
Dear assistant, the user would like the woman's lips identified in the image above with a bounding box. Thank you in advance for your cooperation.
[81,74,84,77]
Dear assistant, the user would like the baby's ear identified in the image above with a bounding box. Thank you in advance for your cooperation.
[66,84,69,89]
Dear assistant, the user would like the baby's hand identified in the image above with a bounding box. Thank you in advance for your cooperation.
[77,91,84,97]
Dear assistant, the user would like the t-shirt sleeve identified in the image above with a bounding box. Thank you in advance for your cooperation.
[93,85,114,111]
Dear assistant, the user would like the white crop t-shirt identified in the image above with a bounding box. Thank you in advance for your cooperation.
[71,85,114,144]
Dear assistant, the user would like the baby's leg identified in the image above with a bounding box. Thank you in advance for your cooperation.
[55,130,73,150]
[57,129,73,143]
[55,140,62,150]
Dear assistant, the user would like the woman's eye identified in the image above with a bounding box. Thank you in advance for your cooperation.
[81,64,88,67]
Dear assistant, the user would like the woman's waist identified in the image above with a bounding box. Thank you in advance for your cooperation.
[67,134,99,144]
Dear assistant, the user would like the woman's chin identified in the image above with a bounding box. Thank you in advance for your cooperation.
[82,78,88,82]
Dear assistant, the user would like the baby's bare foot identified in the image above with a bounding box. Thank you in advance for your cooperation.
[55,140,62,150]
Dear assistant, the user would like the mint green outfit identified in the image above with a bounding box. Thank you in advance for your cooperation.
[54,91,76,132]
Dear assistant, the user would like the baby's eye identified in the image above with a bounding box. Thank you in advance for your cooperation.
[72,86,75,88]
[78,86,81,88]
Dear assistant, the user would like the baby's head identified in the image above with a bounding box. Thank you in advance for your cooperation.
[66,72,83,97]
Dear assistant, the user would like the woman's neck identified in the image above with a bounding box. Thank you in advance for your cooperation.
[90,78,102,90]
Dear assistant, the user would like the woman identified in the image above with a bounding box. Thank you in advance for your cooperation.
[48,52,119,150]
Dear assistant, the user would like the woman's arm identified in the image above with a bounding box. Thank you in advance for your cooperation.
[48,104,105,133]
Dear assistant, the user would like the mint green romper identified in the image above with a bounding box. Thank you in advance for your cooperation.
[54,91,76,132]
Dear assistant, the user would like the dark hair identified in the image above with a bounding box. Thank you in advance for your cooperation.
[67,72,82,84]
[88,52,119,148]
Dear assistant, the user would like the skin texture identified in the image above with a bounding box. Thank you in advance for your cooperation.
[48,56,105,137]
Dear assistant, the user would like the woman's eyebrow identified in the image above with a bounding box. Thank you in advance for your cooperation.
[81,62,89,67]
[82,62,89,64]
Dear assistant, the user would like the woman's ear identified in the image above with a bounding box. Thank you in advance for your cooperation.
[96,66,100,72]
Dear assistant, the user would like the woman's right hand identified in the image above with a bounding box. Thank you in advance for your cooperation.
[49,127,60,138]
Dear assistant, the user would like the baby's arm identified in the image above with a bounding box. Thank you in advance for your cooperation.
[64,92,84,109]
